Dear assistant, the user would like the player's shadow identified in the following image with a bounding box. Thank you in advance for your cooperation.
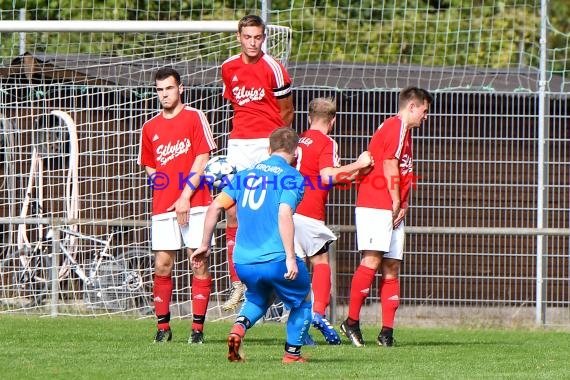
[198,337,281,346]
[238,337,286,346]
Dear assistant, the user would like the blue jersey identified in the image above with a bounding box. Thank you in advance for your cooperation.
[223,155,304,264]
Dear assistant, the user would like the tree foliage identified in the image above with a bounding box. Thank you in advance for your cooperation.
[0,0,568,75]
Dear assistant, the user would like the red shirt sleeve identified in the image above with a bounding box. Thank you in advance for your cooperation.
[221,62,232,102]
[138,124,155,168]
[379,121,403,161]
[190,109,217,156]
[271,60,292,99]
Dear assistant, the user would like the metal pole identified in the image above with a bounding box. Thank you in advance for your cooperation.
[261,0,271,54]
[261,0,271,25]
[50,225,60,317]
[536,0,548,326]
[19,8,26,55]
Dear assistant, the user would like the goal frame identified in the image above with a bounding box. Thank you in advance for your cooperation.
[0,20,239,33]
[0,19,293,320]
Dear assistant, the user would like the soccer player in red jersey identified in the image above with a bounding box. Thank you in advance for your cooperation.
[340,87,433,347]
[220,14,294,311]
[138,67,217,344]
[295,98,373,345]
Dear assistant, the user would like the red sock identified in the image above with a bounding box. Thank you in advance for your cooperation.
[230,323,246,338]
[312,263,331,316]
[347,265,376,322]
[226,226,239,282]
[380,278,400,329]
[153,274,172,330]
[191,276,212,331]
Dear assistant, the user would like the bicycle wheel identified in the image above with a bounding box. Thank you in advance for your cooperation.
[116,248,154,316]
[0,249,51,309]
[84,256,129,312]
[84,249,153,316]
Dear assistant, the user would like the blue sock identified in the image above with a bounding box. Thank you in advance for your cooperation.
[286,300,312,347]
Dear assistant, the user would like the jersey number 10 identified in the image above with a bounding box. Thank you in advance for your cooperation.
[242,176,267,210]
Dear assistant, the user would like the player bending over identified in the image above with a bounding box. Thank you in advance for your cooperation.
[295,97,373,345]
[192,127,312,363]
[340,86,433,348]
[138,67,217,344]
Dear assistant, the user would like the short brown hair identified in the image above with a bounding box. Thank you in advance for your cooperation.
[308,97,336,123]
[399,87,433,108]
[238,14,266,34]
[269,127,298,156]
[154,67,181,86]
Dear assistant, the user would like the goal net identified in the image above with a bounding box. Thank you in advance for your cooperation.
[1,1,569,327]
[0,20,292,320]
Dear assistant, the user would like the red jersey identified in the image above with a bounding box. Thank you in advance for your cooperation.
[138,106,217,215]
[356,115,414,210]
[221,52,292,139]
[295,129,340,221]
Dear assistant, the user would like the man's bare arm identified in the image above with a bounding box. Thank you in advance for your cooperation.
[277,95,294,127]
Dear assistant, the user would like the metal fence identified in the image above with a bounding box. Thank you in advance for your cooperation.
[294,88,570,327]
[1,84,569,326]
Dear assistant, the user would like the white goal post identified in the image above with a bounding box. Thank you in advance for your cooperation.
[0,20,292,320]
[0,20,239,32]
[0,20,292,63]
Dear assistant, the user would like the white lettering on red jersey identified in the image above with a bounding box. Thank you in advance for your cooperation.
[138,106,217,215]
[221,52,292,139]
[232,86,266,106]
[295,129,340,221]
[155,138,192,166]
[356,115,413,210]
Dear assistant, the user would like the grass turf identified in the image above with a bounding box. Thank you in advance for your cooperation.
[1,315,569,379]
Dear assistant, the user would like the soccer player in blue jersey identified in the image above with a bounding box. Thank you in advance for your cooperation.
[191,127,312,363]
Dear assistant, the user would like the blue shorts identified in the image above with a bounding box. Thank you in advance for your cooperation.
[235,257,311,309]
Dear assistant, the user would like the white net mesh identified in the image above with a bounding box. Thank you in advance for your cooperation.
[0,1,569,325]
[272,1,567,93]
[0,20,292,319]
[1,1,568,92]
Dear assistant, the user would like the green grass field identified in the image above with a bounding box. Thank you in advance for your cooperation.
[1,315,569,380]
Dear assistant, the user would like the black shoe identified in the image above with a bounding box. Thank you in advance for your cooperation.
[340,319,365,347]
[189,330,204,344]
[377,332,395,347]
[154,328,172,343]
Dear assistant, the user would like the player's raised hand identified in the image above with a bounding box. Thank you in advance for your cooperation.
[284,256,298,280]
[190,246,211,268]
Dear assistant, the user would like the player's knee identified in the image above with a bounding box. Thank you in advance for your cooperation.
[154,265,172,276]
[192,266,210,278]
[154,254,174,275]
[381,259,401,277]
[360,251,382,269]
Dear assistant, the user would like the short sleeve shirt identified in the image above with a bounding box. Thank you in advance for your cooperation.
[295,129,340,221]
[221,53,292,139]
[356,115,414,210]
[138,106,217,215]
[222,155,304,264]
